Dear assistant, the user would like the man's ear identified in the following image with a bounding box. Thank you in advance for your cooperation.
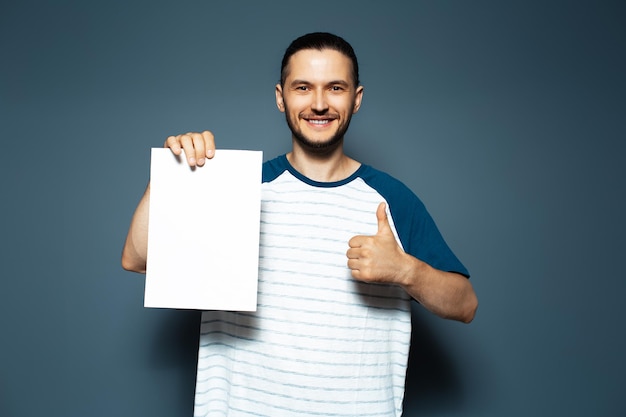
[275,84,285,112]
[353,85,364,114]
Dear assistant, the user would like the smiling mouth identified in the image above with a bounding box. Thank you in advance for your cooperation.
[303,116,336,126]
[308,119,331,125]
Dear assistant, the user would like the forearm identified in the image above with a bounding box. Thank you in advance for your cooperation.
[121,183,150,273]
[121,131,215,273]
[399,254,478,323]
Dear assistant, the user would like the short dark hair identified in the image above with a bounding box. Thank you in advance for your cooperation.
[280,32,360,87]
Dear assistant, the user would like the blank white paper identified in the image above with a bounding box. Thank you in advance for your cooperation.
[145,148,263,311]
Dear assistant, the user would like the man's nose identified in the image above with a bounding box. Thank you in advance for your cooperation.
[311,90,329,112]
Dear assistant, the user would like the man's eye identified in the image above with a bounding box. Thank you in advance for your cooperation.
[331,86,344,91]
[296,86,308,91]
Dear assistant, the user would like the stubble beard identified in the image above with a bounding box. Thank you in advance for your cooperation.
[284,106,353,155]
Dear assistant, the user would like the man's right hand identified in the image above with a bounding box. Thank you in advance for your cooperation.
[164,130,216,167]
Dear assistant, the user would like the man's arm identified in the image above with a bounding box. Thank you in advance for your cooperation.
[347,202,478,323]
[121,184,151,273]
[395,257,478,323]
[121,131,216,274]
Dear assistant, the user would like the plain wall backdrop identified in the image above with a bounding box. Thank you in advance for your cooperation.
[1,0,625,416]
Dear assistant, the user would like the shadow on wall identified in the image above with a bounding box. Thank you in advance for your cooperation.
[147,309,202,408]
[148,310,201,368]
[403,304,465,414]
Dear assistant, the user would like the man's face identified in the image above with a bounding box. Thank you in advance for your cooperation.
[276,49,363,152]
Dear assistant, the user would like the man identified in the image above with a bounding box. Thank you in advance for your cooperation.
[122,32,477,417]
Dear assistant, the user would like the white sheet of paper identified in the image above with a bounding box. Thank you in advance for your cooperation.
[145,148,262,311]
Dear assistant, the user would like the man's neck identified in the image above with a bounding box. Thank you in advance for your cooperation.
[287,142,361,183]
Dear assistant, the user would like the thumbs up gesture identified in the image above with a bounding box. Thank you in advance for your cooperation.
[347,202,410,285]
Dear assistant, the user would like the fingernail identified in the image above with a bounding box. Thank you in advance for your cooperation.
[189,157,196,165]
[197,158,205,166]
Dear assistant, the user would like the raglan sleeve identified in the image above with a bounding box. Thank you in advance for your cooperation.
[387,184,470,278]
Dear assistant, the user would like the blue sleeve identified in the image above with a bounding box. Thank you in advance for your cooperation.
[361,166,470,278]
[262,154,289,183]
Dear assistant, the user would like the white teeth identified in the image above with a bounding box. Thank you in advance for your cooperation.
[309,120,330,125]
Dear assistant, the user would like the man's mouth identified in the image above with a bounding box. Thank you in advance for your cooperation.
[303,116,336,126]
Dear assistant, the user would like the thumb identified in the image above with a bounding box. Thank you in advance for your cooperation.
[376,202,392,235]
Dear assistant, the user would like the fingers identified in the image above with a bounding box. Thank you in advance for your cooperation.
[348,235,362,248]
[201,130,216,159]
[347,258,360,275]
[376,202,391,235]
[346,250,361,279]
[349,202,390,249]
[164,135,183,156]
[163,130,216,167]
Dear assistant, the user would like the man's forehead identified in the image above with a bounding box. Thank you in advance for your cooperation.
[284,49,353,80]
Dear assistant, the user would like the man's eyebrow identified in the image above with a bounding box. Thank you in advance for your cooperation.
[328,80,351,87]
[289,79,351,87]
[289,79,312,86]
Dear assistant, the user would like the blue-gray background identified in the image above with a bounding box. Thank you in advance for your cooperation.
[2,0,624,416]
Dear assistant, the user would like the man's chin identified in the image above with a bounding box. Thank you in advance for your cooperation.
[293,134,344,154]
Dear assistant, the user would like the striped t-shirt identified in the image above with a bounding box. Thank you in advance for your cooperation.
[193,155,468,417]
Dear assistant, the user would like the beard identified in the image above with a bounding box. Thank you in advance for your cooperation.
[283,104,354,155]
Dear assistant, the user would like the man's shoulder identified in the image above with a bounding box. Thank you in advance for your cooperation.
[357,164,417,200]
[262,154,289,183]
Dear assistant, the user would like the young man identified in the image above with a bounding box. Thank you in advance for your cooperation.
[123,32,477,417]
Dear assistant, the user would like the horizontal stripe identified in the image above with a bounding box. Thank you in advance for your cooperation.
[195,364,405,390]
[198,335,409,358]
[202,312,409,334]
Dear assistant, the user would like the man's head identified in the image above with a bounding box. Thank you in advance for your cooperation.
[276,33,363,153]
[280,32,360,88]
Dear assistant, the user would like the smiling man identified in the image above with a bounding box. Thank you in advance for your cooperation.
[277,47,363,153]
[122,32,477,417]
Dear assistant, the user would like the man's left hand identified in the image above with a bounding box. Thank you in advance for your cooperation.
[347,202,409,285]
